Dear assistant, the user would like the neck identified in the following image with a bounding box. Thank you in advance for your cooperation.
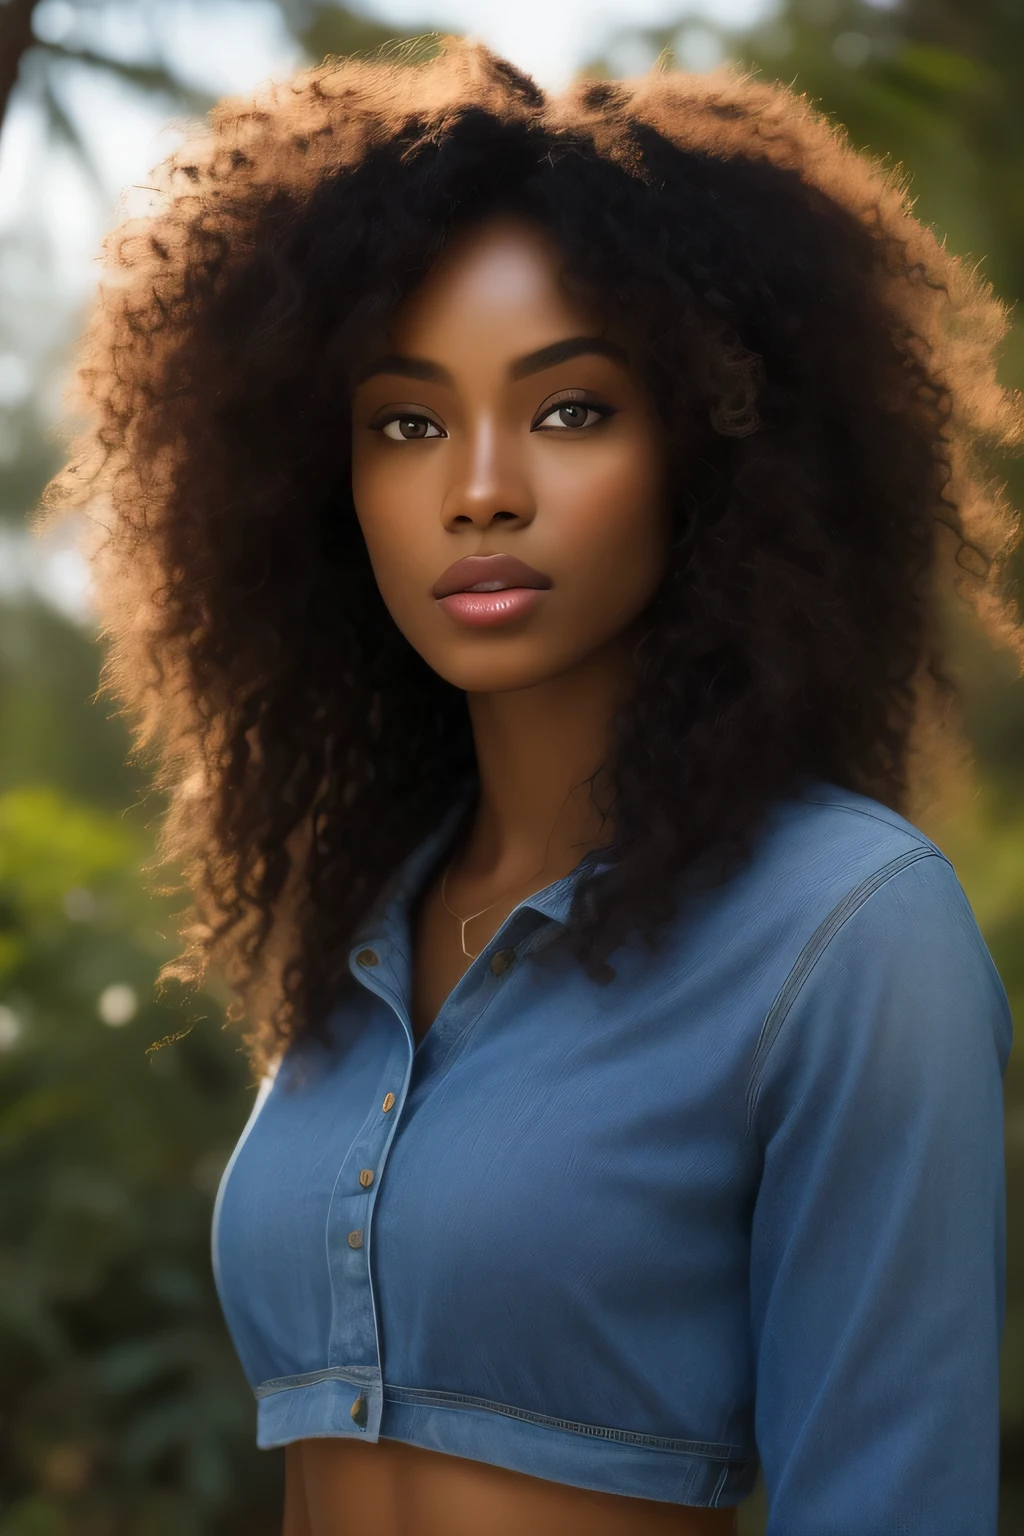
[457,636,634,888]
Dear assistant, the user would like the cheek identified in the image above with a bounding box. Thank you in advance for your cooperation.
[350,451,433,599]
[351,445,403,543]
[542,438,671,615]
[353,439,428,506]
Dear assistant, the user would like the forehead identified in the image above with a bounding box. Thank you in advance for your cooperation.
[388,214,606,347]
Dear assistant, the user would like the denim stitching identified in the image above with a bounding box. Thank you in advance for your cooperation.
[797,789,945,859]
[381,1383,751,1459]
[744,847,939,1137]
[708,1460,730,1504]
[256,1364,380,1398]
[254,1368,753,1464]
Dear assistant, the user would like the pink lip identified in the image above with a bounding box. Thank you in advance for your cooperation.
[432,552,553,600]
[437,588,546,627]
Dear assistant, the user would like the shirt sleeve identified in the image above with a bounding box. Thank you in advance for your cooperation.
[748,850,1012,1536]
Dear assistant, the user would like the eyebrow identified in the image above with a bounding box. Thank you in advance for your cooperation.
[352,335,629,388]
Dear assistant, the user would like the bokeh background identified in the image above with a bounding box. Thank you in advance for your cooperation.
[0,2,1021,1532]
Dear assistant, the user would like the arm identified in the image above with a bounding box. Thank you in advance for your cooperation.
[282,1443,312,1536]
[748,852,1011,1536]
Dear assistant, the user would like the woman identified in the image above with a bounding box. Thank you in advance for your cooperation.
[42,36,1021,1536]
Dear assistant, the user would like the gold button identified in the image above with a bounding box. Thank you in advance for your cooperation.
[356,948,379,967]
[347,1229,363,1249]
[382,1092,395,1113]
[359,1168,374,1188]
[350,1394,368,1427]
[489,947,515,977]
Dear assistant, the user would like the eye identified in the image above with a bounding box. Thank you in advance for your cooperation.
[533,400,610,432]
[380,415,445,441]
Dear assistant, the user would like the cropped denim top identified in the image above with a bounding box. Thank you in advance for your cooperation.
[212,779,1011,1534]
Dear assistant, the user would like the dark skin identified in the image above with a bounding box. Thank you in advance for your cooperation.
[282,216,737,1535]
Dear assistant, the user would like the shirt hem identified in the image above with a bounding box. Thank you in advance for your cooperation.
[254,1376,758,1507]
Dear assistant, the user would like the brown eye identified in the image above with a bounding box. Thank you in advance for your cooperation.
[381,416,443,441]
[534,401,608,431]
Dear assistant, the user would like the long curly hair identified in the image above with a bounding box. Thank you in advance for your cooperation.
[38,36,1024,1071]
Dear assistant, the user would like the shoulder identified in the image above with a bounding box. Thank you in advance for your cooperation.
[727,776,961,967]
[664,777,950,1022]
[743,779,1012,1133]
[757,775,944,888]
[761,777,995,971]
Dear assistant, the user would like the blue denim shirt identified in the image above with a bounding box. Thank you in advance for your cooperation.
[212,778,1010,1533]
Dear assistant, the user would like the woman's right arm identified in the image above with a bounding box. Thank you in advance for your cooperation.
[283,1443,312,1536]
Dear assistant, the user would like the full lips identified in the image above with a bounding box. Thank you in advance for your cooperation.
[436,588,546,627]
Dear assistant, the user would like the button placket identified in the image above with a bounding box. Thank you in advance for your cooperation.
[325,1037,410,1378]
[412,943,526,1089]
[348,1043,421,1417]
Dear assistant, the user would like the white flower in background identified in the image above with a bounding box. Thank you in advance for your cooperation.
[97,983,137,1027]
[0,1005,23,1050]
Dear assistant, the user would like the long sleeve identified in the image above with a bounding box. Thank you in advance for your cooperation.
[748,850,1012,1536]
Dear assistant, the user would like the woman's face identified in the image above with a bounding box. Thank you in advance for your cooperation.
[350,215,672,695]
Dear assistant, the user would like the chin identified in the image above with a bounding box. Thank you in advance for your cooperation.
[427,643,580,695]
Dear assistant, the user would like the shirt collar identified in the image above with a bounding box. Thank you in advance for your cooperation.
[350,776,603,959]
[350,770,836,967]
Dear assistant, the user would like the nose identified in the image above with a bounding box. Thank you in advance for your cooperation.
[441,415,535,530]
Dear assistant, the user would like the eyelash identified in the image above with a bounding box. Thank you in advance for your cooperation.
[534,398,613,432]
[377,396,614,441]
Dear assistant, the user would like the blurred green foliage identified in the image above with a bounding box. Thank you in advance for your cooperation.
[0,1,1022,1533]
[0,782,280,1533]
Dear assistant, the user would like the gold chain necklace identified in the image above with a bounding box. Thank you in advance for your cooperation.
[440,807,564,960]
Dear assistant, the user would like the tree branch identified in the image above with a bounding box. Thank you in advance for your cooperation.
[0,0,38,135]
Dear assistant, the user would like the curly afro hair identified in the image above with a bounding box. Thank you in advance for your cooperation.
[38,36,1024,1071]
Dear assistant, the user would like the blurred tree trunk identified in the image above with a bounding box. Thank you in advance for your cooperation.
[0,0,36,133]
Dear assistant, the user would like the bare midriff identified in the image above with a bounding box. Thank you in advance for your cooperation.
[288,1437,738,1536]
